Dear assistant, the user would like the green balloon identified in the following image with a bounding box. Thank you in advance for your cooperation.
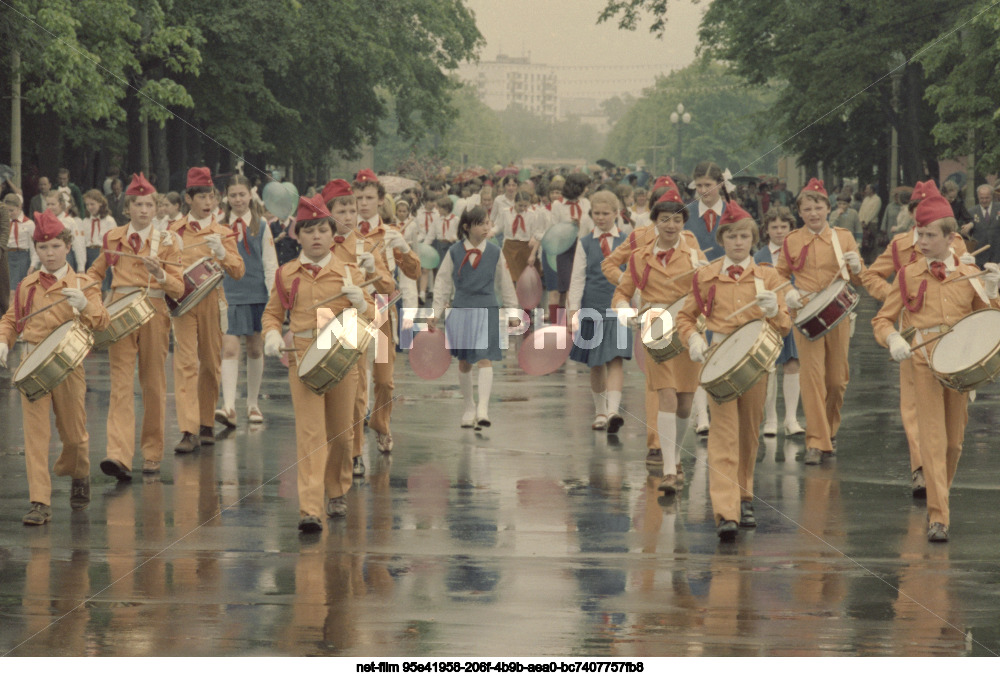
[262,181,299,220]
[416,242,440,269]
[546,252,559,271]
[541,222,578,256]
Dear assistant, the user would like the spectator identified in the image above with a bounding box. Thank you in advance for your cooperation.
[858,183,882,262]
[107,177,128,225]
[56,168,85,216]
[103,166,120,196]
[943,180,973,235]
[771,180,793,207]
[29,176,50,216]
[967,183,999,265]
[829,194,862,243]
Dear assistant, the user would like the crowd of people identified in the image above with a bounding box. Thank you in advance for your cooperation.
[2,159,999,546]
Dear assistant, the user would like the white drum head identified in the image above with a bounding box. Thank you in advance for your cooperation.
[14,321,76,381]
[641,307,675,347]
[799,279,848,320]
[931,310,1000,374]
[297,340,328,377]
[701,320,765,381]
[107,290,143,316]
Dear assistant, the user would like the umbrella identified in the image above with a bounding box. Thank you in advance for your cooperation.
[380,175,420,194]
[454,167,488,183]
[595,159,616,170]
[496,166,519,178]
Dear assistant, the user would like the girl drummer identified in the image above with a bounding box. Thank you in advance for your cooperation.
[0,211,110,524]
[872,182,1000,542]
[429,205,519,429]
[216,174,278,428]
[678,201,791,541]
[776,179,865,465]
[612,190,708,491]
[754,206,804,437]
[262,195,374,532]
[568,190,631,433]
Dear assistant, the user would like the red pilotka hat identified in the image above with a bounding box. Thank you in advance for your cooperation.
[126,172,155,196]
[655,189,685,206]
[354,169,378,184]
[295,195,330,222]
[910,180,934,204]
[799,178,828,198]
[186,167,214,188]
[717,200,753,226]
[652,175,679,192]
[913,181,954,228]
[32,210,66,242]
[321,179,352,204]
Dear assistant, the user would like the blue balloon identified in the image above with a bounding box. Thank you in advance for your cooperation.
[541,222,578,256]
[416,242,440,269]
[262,181,299,220]
[546,252,559,272]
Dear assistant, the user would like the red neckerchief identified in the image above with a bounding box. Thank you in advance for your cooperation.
[929,261,947,281]
[691,268,717,317]
[726,264,744,280]
[230,217,252,255]
[103,231,123,266]
[656,248,674,267]
[458,247,482,276]
[599,232,613,257]
[91,217,101,242]
[704,210,717,233]
[13,282,37,333]
[38,272,58,290]
[424,212,432,233]
[275,266,301,311]
[512,212,525,237]
[566,200,582,222]
[11,215,25,245]
[129,232,142,253]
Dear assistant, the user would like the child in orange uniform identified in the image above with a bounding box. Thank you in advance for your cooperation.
[262,196,375,532]
[872,182,1000,542]
[168,167,245,453]
[0,212,109,524]
[678,201,791,541]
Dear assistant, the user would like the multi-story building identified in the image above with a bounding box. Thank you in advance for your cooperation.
[458,54,558,121]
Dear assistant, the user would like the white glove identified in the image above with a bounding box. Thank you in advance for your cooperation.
[959,253,976,266]
[694,259,710,268]
[341,284,368,312]
[205,234,226,260]
[615,304,637,329]
[160,231,174,248]
[887,332,912,362]
[357,252,376,274]
[843,251,862,274]
[0,343,8,369]
[688,333,709,362]
[984,263,1000,299]
[264,330,284,358]
[385,229,410,252]
[569,311,581,333]
[755,290,778,318]
[61,287,88,311]
[785,287,803,310]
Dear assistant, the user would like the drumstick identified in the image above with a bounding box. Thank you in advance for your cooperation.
[183,231,240,250]
[20,281,100,321]
[969,244,990,257]
[886,330,950,361]
[663,255,725,285]
[722,280,793,321]
[942,269,991,285]
[101,249,186,267]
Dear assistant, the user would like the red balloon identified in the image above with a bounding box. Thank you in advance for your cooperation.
[409,329,452,380]
[516,265,543,311]
[518,326,573,376]
[279,330,294,368]
[633,330,646,374]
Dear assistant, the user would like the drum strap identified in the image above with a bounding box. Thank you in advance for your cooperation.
[150,229,161,258]
[969,277,990,305]
[753,269,766,295]
[275,268,300,311]
[687,244,699,268]
[830,229,849,281]
[14,283,36,333]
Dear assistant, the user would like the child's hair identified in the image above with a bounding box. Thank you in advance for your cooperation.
[761,206,795,243]
[186,184,213,198]
[514,190,532,205]
[692,161,732,203]
[479,185,493,199]
[45,190,65,207]
[378,200,394,225]
[649,198,689,223]
[795,190,829,209]
[294,217,332,237]
[326,193,356,210]
[715,216,759,247]
[457,205,487,241]
[588,189,619,213]
[547,176,565,194]
[395,199,411,215]
[422,190,439,205]
[927,217,958,236]
[82,189,110,218]
[352,177,386,199]
[36,227,74,248]
[165,191,183,211]
[224,174,264,236]
[436,196,454,214]
[615,184,633,203]
[500,175,519,189]
[561,173,590,201]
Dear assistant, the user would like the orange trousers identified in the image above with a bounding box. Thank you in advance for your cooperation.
[706,376,767,525]
[352,318,395,456]
[106,298,171,469]
[912,355,967,526]
[288,345,357,518]
[899,358,922,472]
[796,319,850,451]
[172,294,223,434]
[22,364,90,505]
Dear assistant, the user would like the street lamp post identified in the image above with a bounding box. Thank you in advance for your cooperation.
[669,103,691,174]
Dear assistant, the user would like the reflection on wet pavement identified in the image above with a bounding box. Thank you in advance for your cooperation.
[1,297,998,656]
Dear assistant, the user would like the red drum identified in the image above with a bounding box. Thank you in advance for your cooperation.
[794,279,859,340]
[166,257,224,317]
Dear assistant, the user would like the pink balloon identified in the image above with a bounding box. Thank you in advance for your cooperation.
[279,330,294,368]
[516,265,543,311]
[633,330,646,374]
[409,329,452,380]
[518,326,573,376]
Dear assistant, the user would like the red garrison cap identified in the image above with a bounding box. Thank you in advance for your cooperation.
[653,175,679,192]
[354,169,378,184]
[186,167,213,188]
[321,179,353,203]
[913,182,953,228]
[126,172,154,196]
[32,210,66,242]
[718,200,753,226]
[799,178,828,198]
[295,195,330,222]
[910,180,934,204]
[654,189,684,206]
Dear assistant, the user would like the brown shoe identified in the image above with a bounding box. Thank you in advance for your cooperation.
[100,458,133,481]
[326,496,348,518]
[23,502,52,526]
[199,425,215,445]
[675,463,685,484]
[912,468,926,498]
[70,477,90,510]
[804,447,822,465]
[174,432,201,454]
[645,448,663,468]
[142,460,161,474]
[658,474,678,495]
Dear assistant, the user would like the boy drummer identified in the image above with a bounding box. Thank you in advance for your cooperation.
[168,167,245,453]
[0,211,109,524]
[872,182,1000,542]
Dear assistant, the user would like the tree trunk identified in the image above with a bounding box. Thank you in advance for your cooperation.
[11,49,21,186]
[125,88,142,176]
[899,64,924,185]
[152,122,169,192]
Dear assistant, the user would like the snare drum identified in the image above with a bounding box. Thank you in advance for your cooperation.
[93,290,155,348]
[641,296,705,363]
[13,320,94,402]
[794,279,859,340]
[699,320,782,403]
[296,311,376,395]
[929,309,1000,392]
[166,257,224,317]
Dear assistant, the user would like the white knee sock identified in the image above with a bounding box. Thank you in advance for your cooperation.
[592,390,607,417]
[764,372,778,426]
[477,366,493,418]
[221,358,238,411]
[606,390,622,417]
[246,356,263,410]
[783,373,801,423]
[459,370,475,414]
[693,387,708,424]
[676,415,690,458]
[657,411,677,471]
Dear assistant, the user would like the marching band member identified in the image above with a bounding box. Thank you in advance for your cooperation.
[678,201,791,541]
[262,195,374,532]
[612,189,707,490]
[0,211,109,524]
[872,182,1000,542]
[776,178,866,465]
[86,173,185,479]
[862,181,969,497]
[168,167,245,453]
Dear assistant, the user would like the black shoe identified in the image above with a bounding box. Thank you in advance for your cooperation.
[645,448,663,468]
[298,515,322,533]
[912,468,927,499]
[352,455,365,477]
[717,520,738,542]
[199,425,215,445]
[739,501,757,528]
[23,502,52,526]
[326,496,347,518]
[606,413,624,435]
[70,477,91,510]
[99,458,132,482]
[174,432,201,454]
[927,522,949,543]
